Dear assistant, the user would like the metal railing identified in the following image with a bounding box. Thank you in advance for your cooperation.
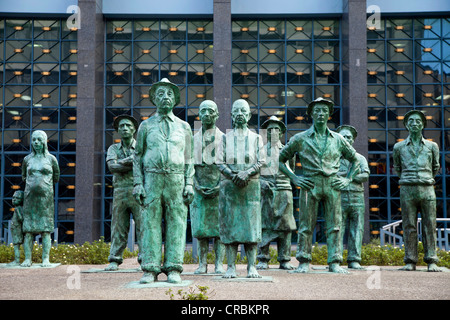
[380,218,450,250]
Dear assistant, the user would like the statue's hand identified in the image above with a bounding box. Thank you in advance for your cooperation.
[133,184,146,205]
[331,176,351,190]
[183,185,194,204]
[232,170,250,187]
[292,176,314,191]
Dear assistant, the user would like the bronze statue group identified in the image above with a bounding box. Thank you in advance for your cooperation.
[8,78,443,285]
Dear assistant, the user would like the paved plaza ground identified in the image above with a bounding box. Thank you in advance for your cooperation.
[1,257,449,301]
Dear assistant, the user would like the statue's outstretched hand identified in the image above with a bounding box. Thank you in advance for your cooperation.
[133,184,146,205]
[183,185,194,204]
[292,175,314,191]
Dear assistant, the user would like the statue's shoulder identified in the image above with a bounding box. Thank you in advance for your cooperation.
[23,153,32,163]
[393,139,407,150]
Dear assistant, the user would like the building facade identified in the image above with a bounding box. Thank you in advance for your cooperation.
[0,0,449,244]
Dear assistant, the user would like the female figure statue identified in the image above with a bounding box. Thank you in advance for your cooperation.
[21,130,60,267]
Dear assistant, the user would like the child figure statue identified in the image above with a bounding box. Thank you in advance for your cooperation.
[8,190,25,266]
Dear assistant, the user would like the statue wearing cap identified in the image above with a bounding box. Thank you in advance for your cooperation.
[279,97,359,274]
[133,78,195,283]
[393,110,442,272]
[256,116,297,270]
[190,100,225,274]
[105,114,142,271]
[336,125,370,270]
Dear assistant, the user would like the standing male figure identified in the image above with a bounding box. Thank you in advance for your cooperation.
[105,114,141,271]
[217,99,265,279]
[393,110,441,272]
[257,116,296,270]
[279,98,359,274]
[133,78,195,284]
[190,100,225,274]
[336,125,370,270]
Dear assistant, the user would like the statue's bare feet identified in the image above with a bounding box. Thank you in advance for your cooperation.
[247,265,262,278]
[140,272,157,284]
[214,264,225,274]
[292,262,310,273]
[222,266,237,278]
[256,261,268,270]
[105,262,119,271]
[194,264,207,274]
[7,260,20,266]
[329,263,349,274]
[348,262,365,270]
[21,259,32,268]
[41,259,51,268]
[427,263,442,272]
[399,263,416,271]
[167,271,182,284]
[280,262,295,270]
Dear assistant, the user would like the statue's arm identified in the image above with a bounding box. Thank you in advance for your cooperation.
[352,156,370,184]
[133,124,146,187]
[392,144,402,177]
[432,142,440,178]
[51,155,60,184]
[132,123,146,204]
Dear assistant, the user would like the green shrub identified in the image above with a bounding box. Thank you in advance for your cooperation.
[0,238,449,268]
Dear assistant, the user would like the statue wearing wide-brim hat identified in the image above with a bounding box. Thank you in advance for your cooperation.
[402,109,427,129]
[149,78,181,107]
[261,115,287,134]
[306,97,334,117]
[113,114,139,132]
[336,124,358,140]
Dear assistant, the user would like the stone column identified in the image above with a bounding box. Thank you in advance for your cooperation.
[213,0,232,132]
[342,0,370,242]
[74,0,104,244]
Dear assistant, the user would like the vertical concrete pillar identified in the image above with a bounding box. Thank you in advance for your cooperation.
[342,0,370,242]
[213,0,232,131]
[74,0,104,244]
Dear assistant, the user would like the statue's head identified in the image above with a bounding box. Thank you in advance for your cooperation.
[336,125,357,146]
[113,114,138,139]
[307,97,334,125]
[231,99,251,128]
[261,115,286,142]
[199,100,219,127]
[149,78,180,113]
[12,190,24,206]
[403,110,427,134]
[31,130,49,155]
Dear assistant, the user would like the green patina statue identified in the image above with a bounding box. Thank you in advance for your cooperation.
[191,100,225,274]
[105,114,142,271]
[217,99,265,279]
[133,78,195,284]
[393,110,442,272]
[21,130,60,267]
[7,190,24,266]
[336,125,370,270]
[279,98,358,274]
[257,116,296,270]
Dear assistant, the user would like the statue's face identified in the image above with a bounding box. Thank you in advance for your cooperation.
[311,103,330,125]
[199,103,218,126]
[339,128,354,146]
[231,101,251,127]
[154,86,175,113]
[12,192,23,206]
[406,113,424,134]
[118,118,135,139]
[266,122,282,143]
[31,132,46,153]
